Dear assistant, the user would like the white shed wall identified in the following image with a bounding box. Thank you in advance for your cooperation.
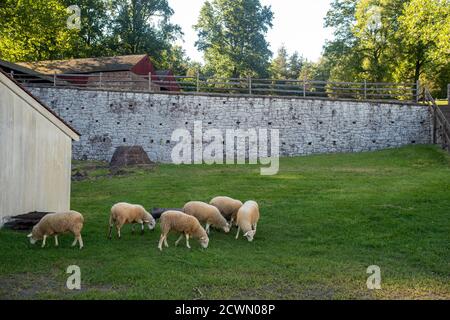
[0,76,74,226]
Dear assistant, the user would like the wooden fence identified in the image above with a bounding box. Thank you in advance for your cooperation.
[10,71,420,102]
[424,88,450,152]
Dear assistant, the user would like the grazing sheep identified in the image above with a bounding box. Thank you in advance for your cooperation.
[158,211,209,251]
[235,201,260,242]
[183,201,230,234]
[27,211,84,249]
[109,202,156,239]
[209,196,243,226]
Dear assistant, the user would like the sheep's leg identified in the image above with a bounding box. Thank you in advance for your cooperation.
[72,237,78,247]
[141,222,145,235]
[205,224,210,235]
[116,225,122,239]
[54,235,59,247]
[41,235,47,248]
[253,223,257,231]
[164,236,169,248]
[108,225,113,239]
[77,235,84,250]
[175,235,183,246]
[158,234,166,251]
[131,224,135,234]
[235,227,240,239]
[185,234,191,249]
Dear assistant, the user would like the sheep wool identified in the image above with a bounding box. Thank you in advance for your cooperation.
[235,201,260,242]
[27,211,84,249]
[158,210,209,251]
[209,196,243,226]
[183,201,230,234]
[109,202,156,239]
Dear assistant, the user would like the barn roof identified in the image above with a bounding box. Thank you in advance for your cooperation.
[16,55,148,75]
[0,70,80,140]
[0,59,54,82]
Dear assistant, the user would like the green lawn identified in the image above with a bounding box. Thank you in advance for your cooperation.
[1,145,449,300]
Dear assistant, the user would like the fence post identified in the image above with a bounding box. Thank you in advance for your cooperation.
[10,71,14,79]
[99,72,103,88]
[447,83,450,107]
[248,76,252,95]
[364,80,367,100]
[53,72,56,87]
[415,80,420,103]
[196,71,200,92]
[303,78,306,97]
[148,72,152,92]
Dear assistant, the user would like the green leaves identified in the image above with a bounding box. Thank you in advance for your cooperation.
[194,0,274,78]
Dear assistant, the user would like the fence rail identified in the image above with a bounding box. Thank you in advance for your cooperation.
[9,71,420,102]
[424,88,450,152]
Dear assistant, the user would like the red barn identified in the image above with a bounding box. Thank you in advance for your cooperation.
[17,54,180,92]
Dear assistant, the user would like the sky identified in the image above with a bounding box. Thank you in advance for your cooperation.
[169,0,334,63]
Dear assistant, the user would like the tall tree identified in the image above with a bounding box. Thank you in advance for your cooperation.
[269,45,289,79]
[61,0,112,58]
[194,0,274,78]
[394,0,450,87]
[108,0,182,56]
[0,0,78,62]
[288,51,305,79]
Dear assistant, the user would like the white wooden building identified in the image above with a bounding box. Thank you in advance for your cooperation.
[0,70,80,226]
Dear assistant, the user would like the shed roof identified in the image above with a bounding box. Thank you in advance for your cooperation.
[0,70,80,140]
[16,55,148,75]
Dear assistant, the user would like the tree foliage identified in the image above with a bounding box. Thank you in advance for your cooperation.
[0,0,78,62]
[194,0,273,78]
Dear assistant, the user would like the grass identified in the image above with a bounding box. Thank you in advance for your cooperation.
[0,145,449,300]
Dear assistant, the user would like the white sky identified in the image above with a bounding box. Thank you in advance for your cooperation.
[169,0,334,63]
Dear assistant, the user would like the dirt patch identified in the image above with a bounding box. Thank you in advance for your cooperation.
[3,212,50,231]
[0,273,123,300]
[72,160,156,181]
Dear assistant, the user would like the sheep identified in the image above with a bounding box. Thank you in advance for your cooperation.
[182,201,230,234]
[109,202,156,239]
[158,210,209,251]
[27,211,84,249]
[235,201,260,242]
[209,196,243,227]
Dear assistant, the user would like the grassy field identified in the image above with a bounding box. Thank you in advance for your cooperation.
[0,145,449,300]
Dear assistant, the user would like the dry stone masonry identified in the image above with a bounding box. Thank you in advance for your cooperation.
[28,87,432,163]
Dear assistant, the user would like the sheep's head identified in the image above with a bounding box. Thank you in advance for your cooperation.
[243,230,256,242]
[145,212,156,230]
[27,226,40,244]
[199,235,209,249]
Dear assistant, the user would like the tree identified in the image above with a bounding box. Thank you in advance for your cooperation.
[60,0,112,58]
[288,51,305,79]
[158,45,191,75]
[194,0,274,78]
[394,0,450,88]
[0,0,78,62]
[107,0,182,56]
[269,45,289,79]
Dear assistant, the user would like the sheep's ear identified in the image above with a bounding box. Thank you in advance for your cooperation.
[27,233,32,238]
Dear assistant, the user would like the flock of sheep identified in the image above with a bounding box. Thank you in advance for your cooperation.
[27,196,260,251]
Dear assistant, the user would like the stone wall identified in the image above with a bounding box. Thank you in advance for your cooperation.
[28,87,432,163]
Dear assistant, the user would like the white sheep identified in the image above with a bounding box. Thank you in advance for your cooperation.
[183,201,230,234]
[109,202,156,239]
[209,196,243,227]
[158,210,209,251]
[27,211,85,249]
[235,200,260,242]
